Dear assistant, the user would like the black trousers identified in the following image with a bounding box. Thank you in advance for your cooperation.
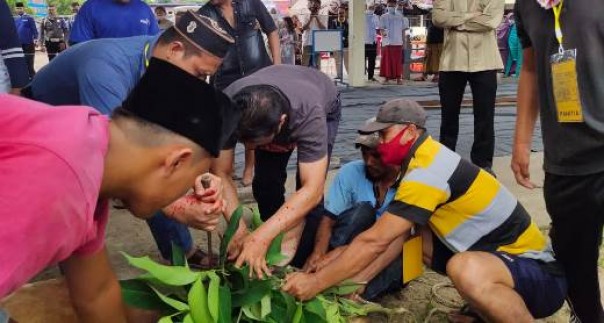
[21,43,35,79]
[438,70,497,168]
[365,43,377,80]
[45,41,63,61]
[544,172,604,323]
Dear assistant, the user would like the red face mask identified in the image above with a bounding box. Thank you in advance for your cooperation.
[377,127,414,166]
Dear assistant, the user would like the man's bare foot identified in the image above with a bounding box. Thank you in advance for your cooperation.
[242,168,253,187]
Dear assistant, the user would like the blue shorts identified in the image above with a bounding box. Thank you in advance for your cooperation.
[493,252,567,318]
[430,236,567,318]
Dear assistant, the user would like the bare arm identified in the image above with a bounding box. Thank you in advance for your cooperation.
[253,156,328,243]
[432,0,474,28]
[511,48,539,189]
[234,156,328,278]
[210,148,240,219]
[63,248,127,323]
[267,30,281,64]
[283,213,412,300]
[303,215,335,272]
[457,0,504,32]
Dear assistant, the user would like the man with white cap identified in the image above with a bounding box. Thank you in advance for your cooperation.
[284,99,567,322]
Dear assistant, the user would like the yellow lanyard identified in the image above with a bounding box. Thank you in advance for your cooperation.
[552,0,564,52]
[143,42,151,68]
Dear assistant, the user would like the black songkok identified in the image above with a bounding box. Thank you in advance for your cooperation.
[122,57,240,157]
[174,10,234,59]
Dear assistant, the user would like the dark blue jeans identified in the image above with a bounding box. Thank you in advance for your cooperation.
[147,211,192,261]
[329,203,403,301]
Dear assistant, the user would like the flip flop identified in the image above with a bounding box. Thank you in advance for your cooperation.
[187,248,218,270]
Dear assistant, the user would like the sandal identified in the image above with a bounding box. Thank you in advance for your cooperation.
[187,248,218,270]
[447,304,485,323]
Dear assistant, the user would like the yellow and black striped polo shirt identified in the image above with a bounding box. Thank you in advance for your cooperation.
[387,134,554,262]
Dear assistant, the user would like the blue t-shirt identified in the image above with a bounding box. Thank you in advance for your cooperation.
[69,0,159,44]
[30,35,158,114]
[324,160,396,219]
[14,14,38,45]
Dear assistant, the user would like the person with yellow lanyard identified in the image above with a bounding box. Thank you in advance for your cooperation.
[23,11,238,270]
[512,0,604,321]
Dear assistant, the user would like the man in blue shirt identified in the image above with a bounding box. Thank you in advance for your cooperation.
[302,128,402,300]
[13,2,38,79]
[28,12,232,114]
[69,0,159,45]
[24,12,235,267]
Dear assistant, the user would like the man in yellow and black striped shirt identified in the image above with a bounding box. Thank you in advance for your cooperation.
[284,100,567,322]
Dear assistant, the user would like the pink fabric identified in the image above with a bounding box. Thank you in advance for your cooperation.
[0,95,109,298]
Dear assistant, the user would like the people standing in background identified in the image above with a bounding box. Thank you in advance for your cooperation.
[497,13,512,73]
[280,17,297,65]
[418,20,443,82]
[433,0,504,175]
[0,0,29,94]
[69,0,159,45]
[364,4,379,82]
[329,6,349,80]
[66,2,80,41]
[505,15,522,78]
[291,15,303,65]
[39,5,69,62]
[13,2,37,79]
[300,0,326,69]
[379,0,408,85]
[154,6,173,31]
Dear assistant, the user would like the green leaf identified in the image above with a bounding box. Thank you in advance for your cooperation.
[207,271,221,322]
[120,279,173,313]
[217,285,232,323]
[122,253,199,286]
[158,315,174,323]
[292,303,304,323]
[220,205,244,266]
[266,232,287,266]
[251,207,263,230]
[149,285,189,312]
[188,277,212,323]
[304,298,326,319]
[323,280,363,296]
[338,298,368,316]
[324,301,342,323]
[242,303,263,321]
[171,242,187,267]
[183,313,194,323]
[231,279,272,307]
[260,294,272,319]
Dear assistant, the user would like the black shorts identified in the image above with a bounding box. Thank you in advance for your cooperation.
[430,236,567,318]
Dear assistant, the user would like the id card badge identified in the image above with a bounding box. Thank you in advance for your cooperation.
[551,49,583,123]
[402,234,423,284]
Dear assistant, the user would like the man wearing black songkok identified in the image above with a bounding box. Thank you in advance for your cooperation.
[0,59,240,322]
[23,11,236,267]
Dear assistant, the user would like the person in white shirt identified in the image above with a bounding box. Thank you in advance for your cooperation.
[379,0,409,85]
[300,0,327,69]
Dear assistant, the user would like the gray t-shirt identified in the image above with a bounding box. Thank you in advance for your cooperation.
[515,0,604,176]
[224,65,339,163]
